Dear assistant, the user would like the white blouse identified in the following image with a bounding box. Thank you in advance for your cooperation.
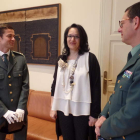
[52,52,91,116]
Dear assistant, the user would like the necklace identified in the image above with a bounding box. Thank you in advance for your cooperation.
[62,55,79,94]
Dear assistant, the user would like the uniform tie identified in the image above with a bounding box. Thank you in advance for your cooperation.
[2,54,8,67]
[127,52,132,62]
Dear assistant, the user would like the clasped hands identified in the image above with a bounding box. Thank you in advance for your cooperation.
[3,109,25,124]
[95,116,106,137]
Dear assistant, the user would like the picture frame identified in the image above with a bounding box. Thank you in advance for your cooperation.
[0,4,61,65]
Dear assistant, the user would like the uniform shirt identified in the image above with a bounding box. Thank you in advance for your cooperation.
[131,44,140,56]
[0,50,10,61]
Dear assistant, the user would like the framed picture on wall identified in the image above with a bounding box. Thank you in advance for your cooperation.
[0,4,61,65]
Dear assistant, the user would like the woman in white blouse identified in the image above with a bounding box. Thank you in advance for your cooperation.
[50,23,101,140]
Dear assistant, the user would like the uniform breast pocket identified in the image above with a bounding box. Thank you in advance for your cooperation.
[13,71,23,87]
[118,80,132,106]
[0,74,4,89]
[119,90,127,106]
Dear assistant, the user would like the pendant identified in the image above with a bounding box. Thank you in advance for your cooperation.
[70,80,73,84]
[62,55,79,94]
[69,76,74,79]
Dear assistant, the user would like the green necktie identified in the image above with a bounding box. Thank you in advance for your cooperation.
[3,54,8,67]
[127,52,132,62]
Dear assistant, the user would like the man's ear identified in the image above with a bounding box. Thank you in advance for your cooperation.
[133,16,140,30]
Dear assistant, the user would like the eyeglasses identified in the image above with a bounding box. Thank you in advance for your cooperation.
[119,18,130,28]
[67,35,80,40]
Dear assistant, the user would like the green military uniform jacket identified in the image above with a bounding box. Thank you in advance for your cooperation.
[100,48,140,140]
[0,51,29,126]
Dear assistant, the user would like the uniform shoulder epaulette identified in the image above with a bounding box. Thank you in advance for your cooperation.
[12,51,24,56]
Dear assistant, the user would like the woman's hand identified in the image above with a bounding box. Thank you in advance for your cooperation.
[50,110,57,120]
[88,116,97,126]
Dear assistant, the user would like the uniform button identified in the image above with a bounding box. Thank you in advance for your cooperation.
[11,99,13,102]
[118,80,120,83]
[120,86,122,88]
[108,112,109,115]
[19,74,21,76]
[109,101,111,104]
[122,136,125,139]
[8,75,11,78]
[10,91,12,94]
[110,137,112,140]
[9,84,12,86]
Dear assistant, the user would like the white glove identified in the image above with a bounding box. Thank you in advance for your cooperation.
[3,110,18,124]
[16,109,25,122]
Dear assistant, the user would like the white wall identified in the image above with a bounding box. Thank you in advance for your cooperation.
[0,0,101,92]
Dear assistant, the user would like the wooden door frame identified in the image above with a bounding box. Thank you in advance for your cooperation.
[98,0,113,109]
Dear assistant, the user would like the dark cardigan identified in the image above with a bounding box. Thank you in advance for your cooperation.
[51,52,101,140]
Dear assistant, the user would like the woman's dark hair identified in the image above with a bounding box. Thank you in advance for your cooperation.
[0,24,14,37]
[125,2,140,21]
[62,23,90,60]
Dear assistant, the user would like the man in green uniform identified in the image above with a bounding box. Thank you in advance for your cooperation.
[95,2,140,140]
[0,24,29,140]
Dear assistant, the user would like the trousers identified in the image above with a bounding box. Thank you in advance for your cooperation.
[58,111,89,140]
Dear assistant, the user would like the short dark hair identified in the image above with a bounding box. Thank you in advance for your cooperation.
[125,2,140,21]
[62,23,90,60]
[0,24,14,37]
